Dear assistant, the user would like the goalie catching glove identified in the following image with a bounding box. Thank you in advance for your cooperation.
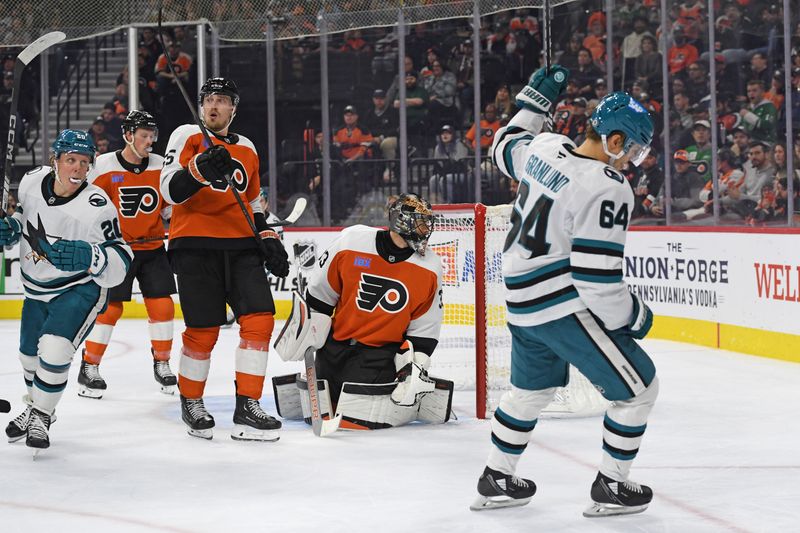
[188,145,233,188]
[628,293,653,339]
[516,66,570,115]
[274,291,331,362]
[391,340,435,407]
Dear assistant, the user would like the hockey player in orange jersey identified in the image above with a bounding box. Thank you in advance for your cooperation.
[160,77,289,442]
[274,194,452,431]
[81,110,177,399]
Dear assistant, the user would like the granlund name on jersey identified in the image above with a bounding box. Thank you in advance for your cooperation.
[307,226,443,354]
[493,130,635,330]
[11,166,133,302]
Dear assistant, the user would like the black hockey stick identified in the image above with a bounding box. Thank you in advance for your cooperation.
[543,0,552,72]
[2,31,66,215]
[156,9,267,257]
[125,196,307,246]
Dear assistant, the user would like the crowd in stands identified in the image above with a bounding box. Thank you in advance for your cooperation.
[2,1,800,226]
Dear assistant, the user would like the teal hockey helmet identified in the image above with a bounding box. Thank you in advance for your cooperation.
[51,129,96,163]
[590,91,654,166]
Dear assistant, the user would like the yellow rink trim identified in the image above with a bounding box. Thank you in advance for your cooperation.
[2,298,798,363]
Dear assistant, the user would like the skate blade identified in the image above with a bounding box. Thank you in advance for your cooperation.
[78,386,103,399]
[230,425,280,442]
[158,384,177,395]
[470,495,532,511]
[7,434,25,444]
[583,502,649,518]
[186,427,214,440]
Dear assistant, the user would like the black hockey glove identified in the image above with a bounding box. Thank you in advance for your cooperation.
[261,230,290,278]
[188,145,233,188]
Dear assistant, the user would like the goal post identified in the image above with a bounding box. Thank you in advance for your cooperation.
[428,203,609,420]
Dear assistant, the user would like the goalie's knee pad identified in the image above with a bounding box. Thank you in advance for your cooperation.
[271,373,334,424]
[416,377,454,424]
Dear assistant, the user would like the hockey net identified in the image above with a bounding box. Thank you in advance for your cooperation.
[427,203,609,419]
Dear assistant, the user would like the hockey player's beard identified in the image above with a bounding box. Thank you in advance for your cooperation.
[201,109,236,134]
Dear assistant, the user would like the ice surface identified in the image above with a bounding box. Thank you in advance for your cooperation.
[1,319,798,532]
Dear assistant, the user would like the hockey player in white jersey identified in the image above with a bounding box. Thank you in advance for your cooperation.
[0,129,133,451]
[470,67,658,517]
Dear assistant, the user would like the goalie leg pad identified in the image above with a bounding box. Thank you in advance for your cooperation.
[296,375,334,424]
[336,382,418,430]
[271,373,303,420]
[416,376,455,424]
[273,291,331,362]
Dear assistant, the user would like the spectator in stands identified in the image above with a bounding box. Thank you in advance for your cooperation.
[448,39,474,121]
[422,60,458,131]
[773,176,800,221]
[592,77,608,102]
[5,191,17,216]
[747,53,771,88]
[420,47,442,79]
[622,16,653,88]
[765,70,785,111]
[740,80,778,143]
[773,143,789,181]
[582,12,607,63]
[333,105,374,163]
[465,103,501,153]
[110,84,128,117]
[385,55,414,107]
[793,68,800,131]
[714,54,741,96]
[393,70,429,153]
[673,91,694,129]
[362,89,398,159]
[554,97,588,143]
[89,116,106,144]
[731,127,752,167]
[428,124,469,204]
[668,26,698,76]
[99,103,123,150]
[634,35,662,93]
[727,140,776,219]
[494,84,514,124]
[406,23,435,69]
[686,120,713,183]
[557,35,583,71]
[701,148,744,213]
[155,40,192,95]
[651,150,705,220]
[573,48,604,99]
[340,30,371,53]
[172,26,196,57]
[684,62,709,104]
[139,28,160,73]
[631,150,664,219]
[95,136,110,156]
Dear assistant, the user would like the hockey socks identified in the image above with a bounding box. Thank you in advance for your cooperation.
[177,326,218,399]
[84,301,123,364]
[145,296,175,361]
[234,313,273,399]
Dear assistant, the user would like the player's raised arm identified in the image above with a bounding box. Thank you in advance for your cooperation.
[492,66,570,181]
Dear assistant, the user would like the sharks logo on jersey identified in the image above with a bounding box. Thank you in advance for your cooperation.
[118,186,160,217]
[23,215,52,264]
[356,273,409,313]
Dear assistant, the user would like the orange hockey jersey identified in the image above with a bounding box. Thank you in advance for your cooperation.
[160,124,262,249]
[89,151,168,251]
[307,226,443,355]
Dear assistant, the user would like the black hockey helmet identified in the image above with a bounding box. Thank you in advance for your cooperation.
[388,193,434,256]
[122,110,158,139]
[199,77,240,107]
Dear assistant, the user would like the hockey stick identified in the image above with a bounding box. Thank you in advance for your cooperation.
[303,347,341,437]
[125,196,307,246]
[156,9,266,257]
[2,31,66,215]
[543,0,552,72]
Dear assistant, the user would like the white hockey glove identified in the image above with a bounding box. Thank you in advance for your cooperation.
[391,340,435,407]
[274,291,332,362]
[628,293,653,339]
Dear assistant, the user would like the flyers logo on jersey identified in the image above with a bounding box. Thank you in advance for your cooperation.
[119,186,160,217]
[356,273,409,314]
[209,158,248,193]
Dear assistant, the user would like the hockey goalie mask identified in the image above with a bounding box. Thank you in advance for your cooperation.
[388,193,434,256]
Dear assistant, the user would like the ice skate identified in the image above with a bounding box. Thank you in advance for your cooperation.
[470,466,536,511]
[583,472,652,517]
[6,396,57,443]
[231,395,281,442]
[153,359,177,395]
[180,395,214,439]
[77,359,107,399]
[26,408,51,457]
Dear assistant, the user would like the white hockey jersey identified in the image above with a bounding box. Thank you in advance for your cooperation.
[306,225,443,355]
[492,121,634,330]
[11,166,133,302]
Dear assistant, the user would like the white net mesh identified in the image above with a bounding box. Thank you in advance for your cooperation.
[428,203,609,419]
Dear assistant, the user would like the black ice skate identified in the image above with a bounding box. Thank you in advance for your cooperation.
[231,395,281,442]
[26,408,51,457]
[77,358,107,399]
[180,395,215,440]
[153,358,177,395]
[470,466,537,511]
[583,472,653,517]
[6,396,56,443]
